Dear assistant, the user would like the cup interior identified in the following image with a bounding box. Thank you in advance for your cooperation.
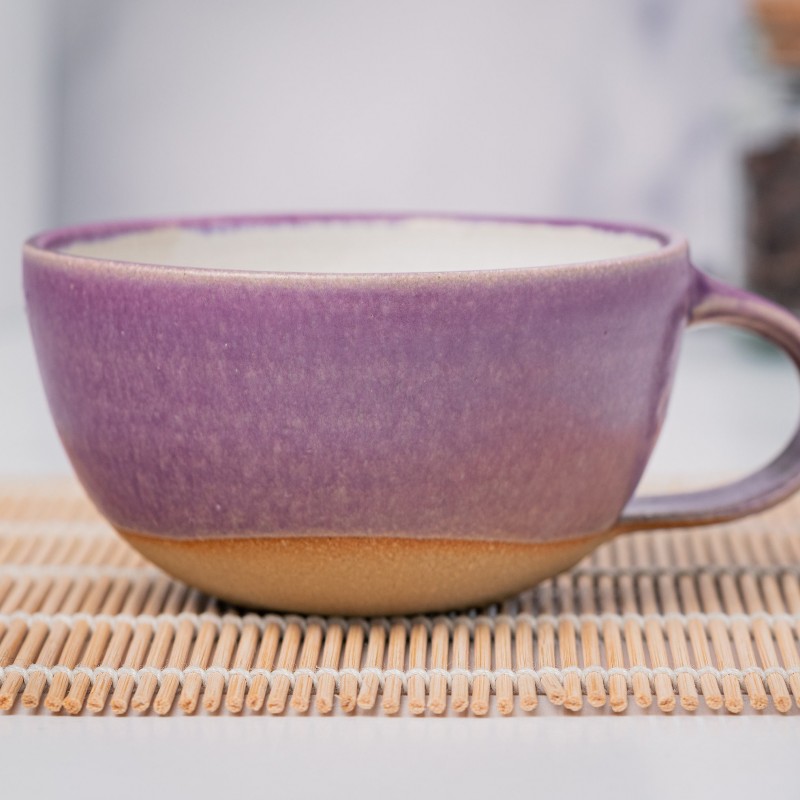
[56,217,664,274]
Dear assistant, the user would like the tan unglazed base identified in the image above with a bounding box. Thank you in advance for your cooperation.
[119,529,610,615]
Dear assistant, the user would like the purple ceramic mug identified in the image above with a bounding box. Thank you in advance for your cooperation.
[23,213,800,614]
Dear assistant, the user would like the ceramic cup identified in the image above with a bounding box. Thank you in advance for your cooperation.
[23,214,800,614]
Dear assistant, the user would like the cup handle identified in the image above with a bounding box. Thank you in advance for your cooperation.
[618,269,800,532]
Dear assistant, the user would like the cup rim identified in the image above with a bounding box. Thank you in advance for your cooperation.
[24,211,688,283]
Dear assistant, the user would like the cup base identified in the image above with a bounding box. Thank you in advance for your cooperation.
[118,529,609,615]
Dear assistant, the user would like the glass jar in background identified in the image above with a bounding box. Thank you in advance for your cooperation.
[744,0,800,310]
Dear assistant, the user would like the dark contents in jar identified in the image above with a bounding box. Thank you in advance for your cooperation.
[745,133,800,308]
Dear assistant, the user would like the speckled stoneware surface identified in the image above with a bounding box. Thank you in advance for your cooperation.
[21,214,800,613]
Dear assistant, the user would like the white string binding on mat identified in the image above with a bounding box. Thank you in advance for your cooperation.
[0,521,111,537]
[2,609,800,636]
[2,663,800,695]
[0,564,161,579]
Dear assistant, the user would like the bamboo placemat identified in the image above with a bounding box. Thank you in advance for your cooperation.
[1,479,799,716]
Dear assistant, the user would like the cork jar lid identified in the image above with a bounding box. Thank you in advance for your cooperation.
[755,0,800,67]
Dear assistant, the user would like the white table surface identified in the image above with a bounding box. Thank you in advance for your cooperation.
[1,308,798,799]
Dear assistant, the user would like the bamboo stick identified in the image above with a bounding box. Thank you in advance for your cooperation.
[245,621,281,712]
[770,532,800,644]
[130,583,187,713]
[0,537,86,709]
[0,536,43,635]
[594,544,630,712]
[43,573,117,712]
[0,537,60,663]
[685,531,745,713]
[534,581,566,705]
[555,572,584,711]
[381,622,407,715]
[723,529,791,711]
[651,534,699,711]
[289,621,323,713]
[613,536,653,708]
[314,621,343,714]
[152,590,203,716]
[449,618,470,712]
[354,623,381,711]
[178,598,220,714]
[670,531,724,709]
[752,532,800,706]
[198,612,241,713]
[109,578,172,715]
[427,618,450,714]
[407,621,429,715]
[632,535,676,711]
[224,614,260,715]
[339,621,366,712]
[707,531,769,710]
[470,620,491,716]
[265,621,301,714]
[85,572,155,713]
[0,536,42,612]
[573,568,607,709]
[515,592,539,711]
[22,539,118,708]
[20,570,92,708]
[494,600,515,715]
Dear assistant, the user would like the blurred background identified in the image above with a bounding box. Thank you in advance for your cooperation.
[1,0,798,485]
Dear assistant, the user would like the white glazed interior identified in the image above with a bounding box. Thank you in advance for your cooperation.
[61,218,662,274]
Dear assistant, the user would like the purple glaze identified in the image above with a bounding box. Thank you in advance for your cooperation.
[22,213,800,544]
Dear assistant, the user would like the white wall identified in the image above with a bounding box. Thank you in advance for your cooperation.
[0,0,57,318]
